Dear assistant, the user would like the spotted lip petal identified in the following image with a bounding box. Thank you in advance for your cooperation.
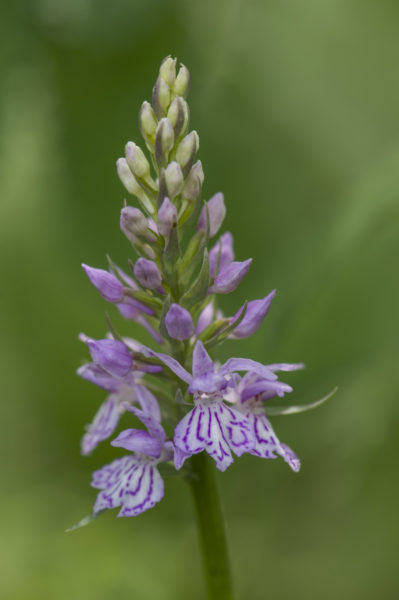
[244,409,300,472]
[92,455,164,517]
[174,398,254,472]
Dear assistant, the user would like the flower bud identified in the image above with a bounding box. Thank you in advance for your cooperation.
[176,131,199,174]
[116,158,142,196]
[154,118,174,167]
[165,303,194,340]
[120,206,157,244]
[152,76,171,119]
[139,101,157,140]
[182,160,204,200]
[197,192,226,237]
[167,97,189,139]
[174,64,190,98]
[159,56,176,88]
[82,264,124,303]
[157,197,177,238]
[133,258,162,289]
[87,339,132,378]
[164,161,184,197]
[125,142,150,179]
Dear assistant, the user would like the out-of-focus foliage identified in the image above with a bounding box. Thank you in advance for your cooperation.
[1,1,398,599]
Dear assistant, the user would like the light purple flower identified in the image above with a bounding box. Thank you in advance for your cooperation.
[195,300,214,335]
[208,232,252,294]
[165,303,194,340]
[82,264,124,303]
[197,193,226,237]
[230,290,276,338]
[133,258,162,290]
[91,408,173,517]
[225,372,301,471]
[78,360,161,455]
[141,340,283,470]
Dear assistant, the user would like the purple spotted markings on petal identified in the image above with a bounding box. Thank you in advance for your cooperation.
[92,454,164,517]
[81,397,121,456]
[243,406,300,472]
[174,397,254,472]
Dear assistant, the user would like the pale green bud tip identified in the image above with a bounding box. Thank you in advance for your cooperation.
[152,76,171,119]
[182,160,204,200]
[125,142,150,179]
[167,97,189,139]
[174,63,190,98]
[116,158,141,195]
[155,118,175,166]
[159,56,177,88]
[176,131,199,168]
[164,161,184,197]
[139,102,157,138]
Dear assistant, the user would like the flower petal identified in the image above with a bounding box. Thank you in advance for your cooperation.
[87,339,132,378]
[140,347,192,384]
[195,300,214,335]
[165,303,195,340]
[197,192,226,237]
[209,232,234,277]
[211,259,252,294]
[82,264,124,303]
[81,397,121,455]
[230,290,276,339]
[125,405,165,445]
[92,456,164,517]
[245,410,300,472]
[220,357,277,381]
[133,384,161,421]
[174,399,254,472]
[240,380,293,401]
[111,429,162,458]
[77,362,122,392]
[192,340,214,378]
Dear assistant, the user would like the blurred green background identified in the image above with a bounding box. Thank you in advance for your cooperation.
[1,1,399,599]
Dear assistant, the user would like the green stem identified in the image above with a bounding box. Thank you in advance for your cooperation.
[188,453,235,600]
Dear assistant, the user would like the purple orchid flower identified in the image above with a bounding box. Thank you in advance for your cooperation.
[78,334,162,455]
[141,340,283,471]
[92,406,173,517]
[224,368,303,471]
[208,232,252,294]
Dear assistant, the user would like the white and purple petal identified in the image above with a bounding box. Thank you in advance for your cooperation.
[244,409,300,472]
[81,396,121,455]
[220,357,277,381]
[174,398,254,472]
[92,455,164,517]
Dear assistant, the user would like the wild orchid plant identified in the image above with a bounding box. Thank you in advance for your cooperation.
[72,57,334,599]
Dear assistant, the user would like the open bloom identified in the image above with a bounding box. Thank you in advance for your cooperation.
[208,232,252,294]
[78,335,161,454]
[142,340,293,471]
[225,367,303,472]
[92,405,173,517]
